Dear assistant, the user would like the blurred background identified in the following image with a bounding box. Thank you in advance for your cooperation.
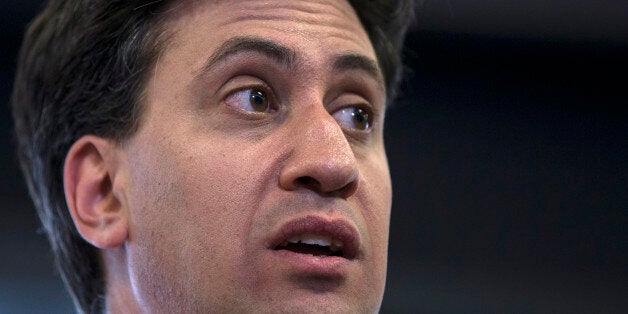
[1,0,626,313]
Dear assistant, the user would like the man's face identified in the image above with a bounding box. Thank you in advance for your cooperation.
[118,0,391,312]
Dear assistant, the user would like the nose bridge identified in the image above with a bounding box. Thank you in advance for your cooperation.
[303,111,352,162]
[279,104,359,198]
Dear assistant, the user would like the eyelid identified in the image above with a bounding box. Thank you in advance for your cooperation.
[220,77,279,112]
[331,103,375,132]
[327,74,384,113]
[328,90,378,121]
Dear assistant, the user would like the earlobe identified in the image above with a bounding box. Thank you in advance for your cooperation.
[63,135,128,249]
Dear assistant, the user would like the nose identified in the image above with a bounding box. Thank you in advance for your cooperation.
[279,107,359,199]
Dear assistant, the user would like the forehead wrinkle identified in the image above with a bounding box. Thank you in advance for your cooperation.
[239,0,358,21]
[157,0,369,54]
[219,1,365,38]
[220,15,361,44]
[237,22,365,47]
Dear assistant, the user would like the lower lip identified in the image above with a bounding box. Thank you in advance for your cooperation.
[270,249,352,277]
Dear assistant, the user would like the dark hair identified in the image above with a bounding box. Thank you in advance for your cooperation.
[11,0,415,312]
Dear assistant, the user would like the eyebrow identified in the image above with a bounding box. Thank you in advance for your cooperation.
[200,36,296,74]
[198,36,383,86]
[332,54,384,86]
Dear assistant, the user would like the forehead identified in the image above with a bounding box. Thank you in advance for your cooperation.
[158,0,376,61]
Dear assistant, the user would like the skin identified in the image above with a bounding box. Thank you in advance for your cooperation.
[67,0,392,312]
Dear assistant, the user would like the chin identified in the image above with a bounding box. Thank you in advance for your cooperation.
[246,286,381,314]
[257,299,375,314]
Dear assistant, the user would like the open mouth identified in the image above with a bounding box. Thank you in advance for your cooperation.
[268,216,359,260]
[274,234,344,258]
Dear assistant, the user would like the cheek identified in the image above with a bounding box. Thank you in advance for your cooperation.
[122,138,191,307]
[355,149,392,295]
[122,134,261,309]
[360,147,392,238]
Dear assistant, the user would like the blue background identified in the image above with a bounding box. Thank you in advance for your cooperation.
[1,1,626,312]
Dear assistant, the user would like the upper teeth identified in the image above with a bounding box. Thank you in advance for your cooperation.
[280,234,343,251]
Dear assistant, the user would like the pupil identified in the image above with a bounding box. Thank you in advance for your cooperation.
[251,91,264,105]
[350,108,369,130]
[249,90,267,111]
[354,109,365,122]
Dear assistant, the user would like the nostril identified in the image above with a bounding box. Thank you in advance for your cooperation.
[295,175,357,199]
[296,176,320,191]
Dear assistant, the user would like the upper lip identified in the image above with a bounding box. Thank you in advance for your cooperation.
[267,215,360,260]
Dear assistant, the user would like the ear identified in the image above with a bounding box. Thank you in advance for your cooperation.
[64,135,128,249]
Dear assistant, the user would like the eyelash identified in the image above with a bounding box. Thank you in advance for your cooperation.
[224,83,279,112]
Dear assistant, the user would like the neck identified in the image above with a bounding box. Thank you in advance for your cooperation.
[101,246,142,313]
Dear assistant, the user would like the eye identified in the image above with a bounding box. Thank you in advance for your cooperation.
[332,107,371,130]
[225,88,273,113]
